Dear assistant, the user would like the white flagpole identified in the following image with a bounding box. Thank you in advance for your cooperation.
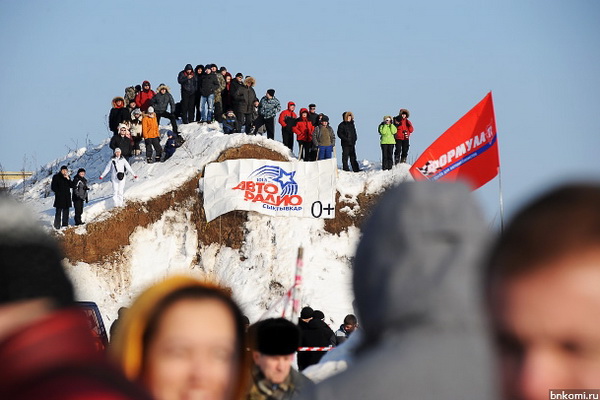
[498,165,505,233]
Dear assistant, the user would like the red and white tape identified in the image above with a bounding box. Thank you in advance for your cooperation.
[297,346,333,352]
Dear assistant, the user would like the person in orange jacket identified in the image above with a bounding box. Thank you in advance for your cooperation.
[142,106,162,163]
[278,101,297,152]
[393,108,414,164]
[292,108,315,161]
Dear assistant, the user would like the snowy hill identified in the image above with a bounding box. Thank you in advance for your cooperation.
[13,122,412,331]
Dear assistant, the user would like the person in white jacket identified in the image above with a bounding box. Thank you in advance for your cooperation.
[100,147,137,207]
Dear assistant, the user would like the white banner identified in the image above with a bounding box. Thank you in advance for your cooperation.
[202,159,337,222]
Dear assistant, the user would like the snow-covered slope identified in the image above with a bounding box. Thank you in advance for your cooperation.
[14,121,412,331]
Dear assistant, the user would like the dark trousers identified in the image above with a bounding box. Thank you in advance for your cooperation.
[394,138,410,163]
[145,137,162,161]
[180,91,196,124]
[236,112,253,134]
[194,92,201,121]
[342,145,360,171]
[73,199,84,225]
[253,115,275,139]
[282,126,294,152]
[381,144,394,170]
[156,111,178,134]
[214,101,223,122]
[298,140,313,161]
[54,207,69,228]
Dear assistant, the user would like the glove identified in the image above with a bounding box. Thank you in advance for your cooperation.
[99,176,103,180]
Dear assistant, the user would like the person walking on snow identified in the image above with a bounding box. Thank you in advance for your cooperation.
[100,148,137,207]
[393,108,414,164]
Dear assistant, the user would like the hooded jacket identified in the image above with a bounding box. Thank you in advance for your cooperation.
[199,71,220,97]
[303,182,499,400]
[233,77,257,115]
[177,64,197,94]
[292,108,314,142]
[279,102,297,128]
[109,97,131,133]
[337,112,358,146]
[378,117,397,145]
[134,81,155,112]
[151,85,175,113]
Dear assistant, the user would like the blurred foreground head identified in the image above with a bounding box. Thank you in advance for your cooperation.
[305,181,499,399]
[487,183,600,400]
[110,276,249,400]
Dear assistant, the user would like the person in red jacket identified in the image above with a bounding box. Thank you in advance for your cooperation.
[278,101,297,152]
[393,108,414,164]
[292,108,315,161]
[134,81,156,112]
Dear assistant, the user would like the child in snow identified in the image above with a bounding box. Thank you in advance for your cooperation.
[164,131,178,161]
[222,110,238,134]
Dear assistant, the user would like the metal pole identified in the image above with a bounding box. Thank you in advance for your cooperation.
[498,167,505,233]
[290,247,304,322]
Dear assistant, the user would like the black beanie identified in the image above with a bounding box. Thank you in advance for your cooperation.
[300,306,314,319]
[252,318,300,355]
[77,168,86,174]
[235,72,243,78]
[313,310,325,320]
[267,89,275,97]
[321,115,329,123]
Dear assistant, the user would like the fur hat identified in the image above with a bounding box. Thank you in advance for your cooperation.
[267,89,275,97]
[157,84,170,92]
[244,76,256,87]
[0,196,74,307]
[252,318,300,355]
[118,123,129,131]
[300,306,314,319]
[147,106,155,114]
[399,108,410,118]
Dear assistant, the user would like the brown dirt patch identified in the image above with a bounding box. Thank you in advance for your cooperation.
[324,191,383,235]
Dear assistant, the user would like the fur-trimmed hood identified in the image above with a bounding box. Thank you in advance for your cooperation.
[342,111,354,121]
[244,76,256,87]
[399,108,410,118]
[156,84,171,93]
[112,96,125,107]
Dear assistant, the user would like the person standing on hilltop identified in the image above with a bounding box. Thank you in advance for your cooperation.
[279,101,297,152]
[151,84,179,136]
[379,116,397,170]
[312,115,335,160]
[177,64,197,125]
[337,111,361,172]
[100,148,137,208]
[393,108,414,164]
[71,168,89,226]
[108,96,131,136]
[50,165,73,229]
[252,89,281,139]
[293,108,315,161]
[198,65,220,123]
[135,81,155,112]
[233,76,257,134]
[142,106,162,163]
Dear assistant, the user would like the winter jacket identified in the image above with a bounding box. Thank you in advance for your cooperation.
[51,172,73,208]
[331,325,351,346]
[215,72,226,103]
[298,318,334,370]
[303,182,499,400]
[312,125,335,147]
[100,156,135,181]
[177,65,197,94]
[337,112,358,146]
[292,109,315,142]
[164,136,177,159]
[108,97,131,133]
[378,120,397,145]
[233,79,257,115]
[248,365,314,400]
[151,86,175,113]
[130,115,143,139]
[258,95,281,119]
[222,113,238,134]
[142,114,159,139]
[134,81,155,112]
[279,103,297,127]
[394,117,414,140]
[72,175,89,202]
[198,72,219,97]
[109,133,133,157]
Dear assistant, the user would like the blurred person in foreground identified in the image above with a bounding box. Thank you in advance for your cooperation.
[110,276,249,400]
[0,195,151,399]
[486,183,600,400]
[248,318,314,400]
[302,182,499,399]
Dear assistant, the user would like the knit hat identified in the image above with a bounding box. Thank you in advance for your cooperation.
[309,103,316,109]
[0,196,74,307]
[267,89,275,97]
[235,72,243,78]
[147,106,154,114]
[219,66,227,72]
[133,108,142,115]
[300,306,314,319]
[252,318,300,355]
[321,115,329,122]
[60,165,68,171]
[313,310,325,320]
[77,168,86,174]
[114,147,122,154]
[118,123,128,131]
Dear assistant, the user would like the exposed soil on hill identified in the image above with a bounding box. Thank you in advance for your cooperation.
[58,144,382,263]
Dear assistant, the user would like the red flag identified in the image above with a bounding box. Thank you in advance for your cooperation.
[409,92,499,190]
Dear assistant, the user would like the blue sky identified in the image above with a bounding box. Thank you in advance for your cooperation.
[1,0,599,224]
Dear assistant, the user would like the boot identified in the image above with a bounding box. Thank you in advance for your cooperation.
[155,156,162,163]
[147,158,153,163]
[400,156,407,163]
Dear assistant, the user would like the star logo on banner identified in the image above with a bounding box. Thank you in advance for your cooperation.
[273,168,296,190]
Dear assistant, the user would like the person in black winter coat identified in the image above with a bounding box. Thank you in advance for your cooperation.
[337,111,361,172]
[71,168,89,225]
[198,66,220,122]
[177,64,197,124]
[51,165,73,229]
[194,65,204,122]
[300,310,335,370]
[108,96,131,135]
[233,76,257,134]
[109,124,133,160]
